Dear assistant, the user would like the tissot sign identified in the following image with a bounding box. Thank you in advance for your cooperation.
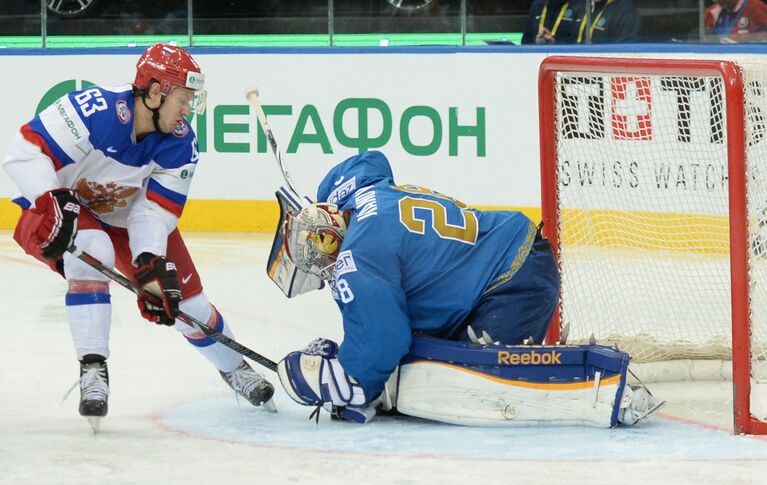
[554,74,765,211]
[558,75,743,143]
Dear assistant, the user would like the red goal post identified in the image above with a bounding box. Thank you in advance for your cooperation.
[537,56,766,434]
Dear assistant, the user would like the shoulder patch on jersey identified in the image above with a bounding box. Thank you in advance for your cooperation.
[739,16,749,28]
[115,100,131,125]
[173,121,190,138]
[333,250,357,278]
[327,176,356,204]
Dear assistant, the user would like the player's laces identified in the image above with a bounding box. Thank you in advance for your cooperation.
[302,338,336,356]
[309,404,325,424]
[62,362,110,404]
[308,403,345,425]
[220,360,275,407]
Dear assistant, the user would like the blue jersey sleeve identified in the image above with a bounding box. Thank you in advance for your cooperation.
[333,235,411,401]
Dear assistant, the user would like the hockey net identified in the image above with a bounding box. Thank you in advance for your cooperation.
[538,56,767,434]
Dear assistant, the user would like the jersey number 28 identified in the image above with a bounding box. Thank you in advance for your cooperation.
[396,185,478,245]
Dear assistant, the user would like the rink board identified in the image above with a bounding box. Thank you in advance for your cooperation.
[1,46,766,231]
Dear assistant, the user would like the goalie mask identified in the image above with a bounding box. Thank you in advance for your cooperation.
[284,203,348,281]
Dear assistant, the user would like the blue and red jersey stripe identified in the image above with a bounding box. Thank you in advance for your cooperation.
[21,120,77,171]
[146,178,187,217]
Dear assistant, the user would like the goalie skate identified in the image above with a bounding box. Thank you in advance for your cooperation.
[78,354,110,434]
[220,360,276,412]
[618,385,665,426]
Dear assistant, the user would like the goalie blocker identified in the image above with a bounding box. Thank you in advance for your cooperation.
[384,337,663,427]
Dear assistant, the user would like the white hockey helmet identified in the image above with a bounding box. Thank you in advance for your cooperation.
[283,203,348,281]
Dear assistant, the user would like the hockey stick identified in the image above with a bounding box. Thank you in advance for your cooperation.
[67,246,278,372]
[245,87,303,200]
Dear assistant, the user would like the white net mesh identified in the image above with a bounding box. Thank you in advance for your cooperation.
[550,64,767,384]
[743,62,767,383]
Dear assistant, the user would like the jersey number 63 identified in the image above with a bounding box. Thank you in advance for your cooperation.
[74,88,108,117]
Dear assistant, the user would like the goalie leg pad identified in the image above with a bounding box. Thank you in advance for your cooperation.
[394,337,632,427]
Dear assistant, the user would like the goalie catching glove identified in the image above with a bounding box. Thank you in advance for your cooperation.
[277,338,376,423]
[133,253,181,326]
[31,188,81,260]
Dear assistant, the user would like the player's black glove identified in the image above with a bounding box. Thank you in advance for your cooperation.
[31,188,81,260]
[134,253,181,326]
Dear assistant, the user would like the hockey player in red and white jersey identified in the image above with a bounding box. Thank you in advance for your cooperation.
[2,43,273,432]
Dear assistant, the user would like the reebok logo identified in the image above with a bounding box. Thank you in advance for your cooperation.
[497,350,562,365]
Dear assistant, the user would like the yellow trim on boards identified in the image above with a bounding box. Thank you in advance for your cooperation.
[178,200,282,233]
[0,199,20,230]
[0,199,541,233]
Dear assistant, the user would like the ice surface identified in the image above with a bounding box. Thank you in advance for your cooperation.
[2,232,767,485]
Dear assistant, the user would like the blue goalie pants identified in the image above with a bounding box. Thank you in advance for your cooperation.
[455,234,559,345]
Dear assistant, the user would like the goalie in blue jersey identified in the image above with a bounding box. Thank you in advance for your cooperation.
[272,150,663,426]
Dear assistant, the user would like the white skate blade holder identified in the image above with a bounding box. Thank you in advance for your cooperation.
[263,398,278,413]
[87,416,102,434]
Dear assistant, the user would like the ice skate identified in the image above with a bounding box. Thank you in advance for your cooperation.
[618,385,664,426]
[78,354,110,434]
[220,360,276,412]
